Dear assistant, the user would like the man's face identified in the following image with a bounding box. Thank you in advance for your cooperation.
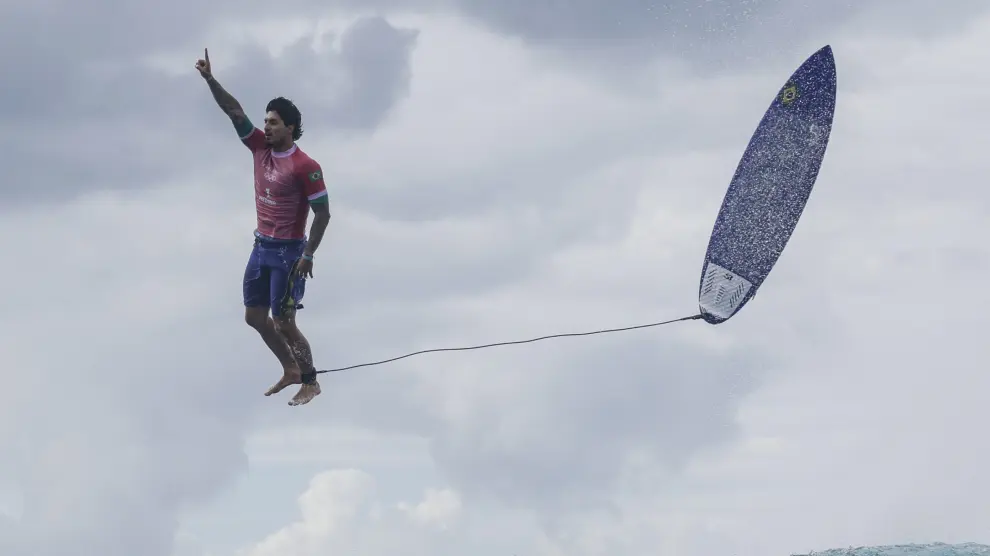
[263,110,292,145]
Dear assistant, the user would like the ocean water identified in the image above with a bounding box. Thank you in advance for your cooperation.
[794,543,990,556]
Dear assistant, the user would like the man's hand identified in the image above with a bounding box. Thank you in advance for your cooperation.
[296,256,314,279]
[197,48,246,123]
[195,48,212,79]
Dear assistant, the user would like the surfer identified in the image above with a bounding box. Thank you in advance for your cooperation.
[196,48,331,406]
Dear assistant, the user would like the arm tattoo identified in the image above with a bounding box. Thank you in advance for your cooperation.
[205,76,245,124]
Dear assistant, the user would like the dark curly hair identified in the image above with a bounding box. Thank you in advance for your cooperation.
[266,97,303,141]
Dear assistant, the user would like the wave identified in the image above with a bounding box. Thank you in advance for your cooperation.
[797,543,990,556]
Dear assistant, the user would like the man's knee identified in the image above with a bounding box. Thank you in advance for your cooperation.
[272,314,299,338]
[245,306,270,330]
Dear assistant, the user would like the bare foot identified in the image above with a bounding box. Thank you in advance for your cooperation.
[289,382,321,406]
[265,367,302,396]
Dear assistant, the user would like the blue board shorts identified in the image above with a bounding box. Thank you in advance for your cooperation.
[243,233,307,317]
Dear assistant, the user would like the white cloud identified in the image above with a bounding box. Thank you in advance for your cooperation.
[1,4,989,556]
[241,469,375,556]
[236,469,470,556]
[227,9,990,556]
[397,487,461,529]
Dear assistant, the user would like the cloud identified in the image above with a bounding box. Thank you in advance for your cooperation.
[237,469,466,556]
[330,16,421,129]
[0,15,417,206]
[227,8,990,556]
[397,487,461,528]
[237,18,773,520]
[446,0,990,73]
[418,295,764,513]
[198,16,419,133]
[0,186,263,556]
[3,3,990,556]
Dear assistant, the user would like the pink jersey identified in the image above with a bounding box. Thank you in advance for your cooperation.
[241,127,328,240]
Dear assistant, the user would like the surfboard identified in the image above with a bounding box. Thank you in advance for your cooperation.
[698,45,838,324]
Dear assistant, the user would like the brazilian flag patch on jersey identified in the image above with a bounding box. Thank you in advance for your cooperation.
[308,171,322,182]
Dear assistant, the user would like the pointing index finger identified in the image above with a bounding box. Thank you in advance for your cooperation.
[204,47,209,61]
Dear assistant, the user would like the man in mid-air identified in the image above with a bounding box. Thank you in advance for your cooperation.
[196,48,330,406]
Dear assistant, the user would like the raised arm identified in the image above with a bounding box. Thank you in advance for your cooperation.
[195,48,264,149]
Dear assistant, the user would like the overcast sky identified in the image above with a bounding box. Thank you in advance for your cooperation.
[1,1,989,555]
